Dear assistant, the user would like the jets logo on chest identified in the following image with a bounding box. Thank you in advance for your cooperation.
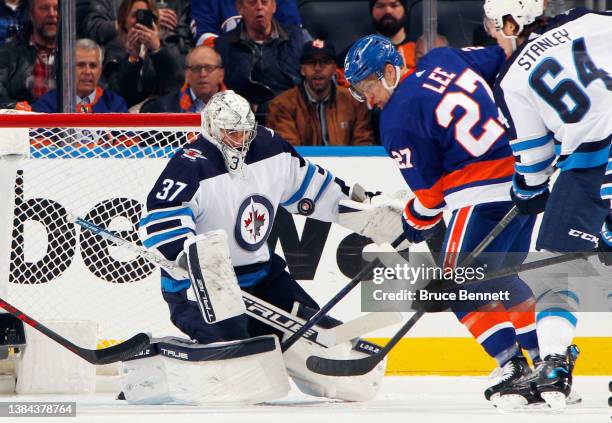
[234,194,275,251]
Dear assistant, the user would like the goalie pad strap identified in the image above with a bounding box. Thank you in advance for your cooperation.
[124,336,277,362]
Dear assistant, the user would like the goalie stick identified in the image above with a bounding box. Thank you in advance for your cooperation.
[72,216,402,348]
[306,206,520,376]
[0,299,150,365]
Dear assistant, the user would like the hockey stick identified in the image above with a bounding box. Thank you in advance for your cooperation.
[73,216,401,348]
[306,206,520,376]
[306,248,598,376]
[280,234,406,352]
[0,299,150,365]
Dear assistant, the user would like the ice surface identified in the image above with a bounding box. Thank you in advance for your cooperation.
[5,376,610,423]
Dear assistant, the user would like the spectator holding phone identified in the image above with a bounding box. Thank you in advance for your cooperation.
[102,0,182,108]
[84,0,192,62]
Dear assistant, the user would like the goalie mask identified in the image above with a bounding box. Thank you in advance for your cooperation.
[201,91,257,175]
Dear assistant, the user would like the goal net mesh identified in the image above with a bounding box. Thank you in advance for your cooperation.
[1,113,202,347]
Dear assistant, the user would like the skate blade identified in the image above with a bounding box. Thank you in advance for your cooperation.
[540,391,567,410]
[488,393,501,408]
[495,394,528,411]
[566,390,582,405]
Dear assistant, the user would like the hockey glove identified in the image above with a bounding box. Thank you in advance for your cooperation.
[598,216,612,266]
[350,183,382,203]
[402,198,443,244]
[510,179,550,215]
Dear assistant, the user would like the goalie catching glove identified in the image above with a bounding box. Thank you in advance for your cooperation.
[337,184,408,246]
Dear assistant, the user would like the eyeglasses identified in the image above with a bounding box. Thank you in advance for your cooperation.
[186,64,222,74]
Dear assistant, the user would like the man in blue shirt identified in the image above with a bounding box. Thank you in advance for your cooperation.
[33,38,127,113]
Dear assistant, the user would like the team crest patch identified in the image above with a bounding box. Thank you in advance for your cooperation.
[181,148,207,161]
[234,194,275,251]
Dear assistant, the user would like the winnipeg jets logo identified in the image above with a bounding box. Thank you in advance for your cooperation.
[181,148,207,162]
[244,202,266,239]
[234,194,274,251]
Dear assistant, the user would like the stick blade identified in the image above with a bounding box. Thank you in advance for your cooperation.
[306,354,380,377]
[89,333,150,365]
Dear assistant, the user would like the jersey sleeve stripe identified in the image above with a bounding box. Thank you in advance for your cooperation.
[442,156,515,191]
[281,162,316,206]
[515,156,556,174]
[140,207,195,227]
[145,219,183,236]
[606,159,612,174]
[142,227,195,248]
[314,170,334,203]
[510,134,553,153]
[556,147,610,171]
[414,182,446,210]
[161,276,191,292]
[601,184,612,200]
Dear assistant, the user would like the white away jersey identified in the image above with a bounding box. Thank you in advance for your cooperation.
[139,127,350,290]
[494,8,612,192]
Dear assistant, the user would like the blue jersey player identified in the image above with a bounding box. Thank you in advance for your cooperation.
[344,35,542,405]
[485,0,612,409]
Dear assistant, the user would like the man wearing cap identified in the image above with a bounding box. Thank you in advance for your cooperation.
[267,39,373,146]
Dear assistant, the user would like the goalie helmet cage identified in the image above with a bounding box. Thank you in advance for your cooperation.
[0,113,202,349]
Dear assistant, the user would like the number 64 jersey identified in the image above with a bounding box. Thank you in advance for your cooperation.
[494,8,612,205]
[380,45,513,215]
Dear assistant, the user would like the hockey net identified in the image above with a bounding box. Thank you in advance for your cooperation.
[0,113,202,349]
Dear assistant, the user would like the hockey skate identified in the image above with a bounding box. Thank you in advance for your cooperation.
[484,354,531,406]
[497,345,580,410]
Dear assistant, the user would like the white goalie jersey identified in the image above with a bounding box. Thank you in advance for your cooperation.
[138,126,351,290]
[494,8,612,196]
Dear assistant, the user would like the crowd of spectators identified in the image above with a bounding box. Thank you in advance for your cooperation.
[0,0,461,146]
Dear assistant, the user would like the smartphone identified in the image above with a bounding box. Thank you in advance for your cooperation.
[136,9,154,28]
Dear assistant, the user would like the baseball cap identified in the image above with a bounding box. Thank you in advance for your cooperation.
[301,39,337,63]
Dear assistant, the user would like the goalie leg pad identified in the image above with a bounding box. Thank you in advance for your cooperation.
[284,337,385,402]
[120,335,290,405]
[185,230,246,323]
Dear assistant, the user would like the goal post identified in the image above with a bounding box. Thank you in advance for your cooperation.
[0,113,202,349]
